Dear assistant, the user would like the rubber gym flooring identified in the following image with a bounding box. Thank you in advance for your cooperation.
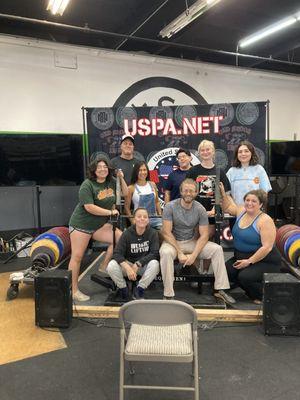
[1,254,300,400]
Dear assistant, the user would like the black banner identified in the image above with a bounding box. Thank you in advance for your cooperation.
[86,102,267,204]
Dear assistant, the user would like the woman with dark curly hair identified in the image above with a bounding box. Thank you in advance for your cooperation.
[226,141,271,206]
[68,157,128,301]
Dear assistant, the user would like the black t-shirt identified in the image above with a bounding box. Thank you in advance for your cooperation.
[110,156,138,185]
[186,164,230,211]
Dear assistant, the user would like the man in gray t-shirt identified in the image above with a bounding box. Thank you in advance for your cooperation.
[160,178,235,304]
[163,197,208,241]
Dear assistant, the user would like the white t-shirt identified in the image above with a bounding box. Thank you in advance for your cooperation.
[132,182,154,210]
[226,164,272,205]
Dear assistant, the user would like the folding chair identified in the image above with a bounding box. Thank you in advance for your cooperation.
[119,299,199,400]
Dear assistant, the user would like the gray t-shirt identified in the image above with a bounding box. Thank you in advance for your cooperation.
[162,199,208,241]
[110,156,138,185]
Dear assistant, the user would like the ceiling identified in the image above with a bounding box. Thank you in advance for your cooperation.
[1,0,300,75]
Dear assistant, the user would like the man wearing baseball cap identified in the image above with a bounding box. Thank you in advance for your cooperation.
[111,134,138,185]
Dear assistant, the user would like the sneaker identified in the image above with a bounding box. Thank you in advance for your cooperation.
[196,260,203,274]
[120,287,129,301]
[214,289,236,305]
[163,295,175,300]
[73,290,90,302]
[133,286,145,300]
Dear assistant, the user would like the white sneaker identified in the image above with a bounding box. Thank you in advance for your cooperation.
[73,290,90,302]
[196,259,204,274]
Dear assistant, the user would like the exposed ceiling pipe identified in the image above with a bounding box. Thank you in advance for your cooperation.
[0,13,300,69]
[115,0,169,50]
[243,41,300,69]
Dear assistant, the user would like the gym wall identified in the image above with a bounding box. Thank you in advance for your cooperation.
[0,34,299,232]
[0,35,299,140]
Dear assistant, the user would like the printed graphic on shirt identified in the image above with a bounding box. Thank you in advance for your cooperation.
[253,177,260,184]
[196,175,215,198]
[97,188,114,200]
[131,241,149,254]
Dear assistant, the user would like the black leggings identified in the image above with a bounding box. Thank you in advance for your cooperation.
[226,248,282,300]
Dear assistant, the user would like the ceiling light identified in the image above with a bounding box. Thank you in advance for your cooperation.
[159,0,221,39]
[239,15,298,48]
[47,0,71,16]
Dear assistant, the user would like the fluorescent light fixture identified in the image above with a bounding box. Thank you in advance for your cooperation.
[159,0,221,39]
[239,14,299,48]
[47,0,71,16]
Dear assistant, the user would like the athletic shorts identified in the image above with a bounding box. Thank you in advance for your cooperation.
[69,226,95,235]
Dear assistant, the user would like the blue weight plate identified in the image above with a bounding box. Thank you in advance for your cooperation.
[284,232,300,257]
[32,232,64,257]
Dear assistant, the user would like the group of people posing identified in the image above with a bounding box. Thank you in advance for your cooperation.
[68,134,282,304]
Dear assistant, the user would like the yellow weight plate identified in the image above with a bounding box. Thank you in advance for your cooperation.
[288,239,300,265]
[30,239,60,264]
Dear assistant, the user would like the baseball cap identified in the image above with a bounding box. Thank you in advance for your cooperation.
[121,134,135,143]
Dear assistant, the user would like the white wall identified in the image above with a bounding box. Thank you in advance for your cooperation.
[0,34,299,139]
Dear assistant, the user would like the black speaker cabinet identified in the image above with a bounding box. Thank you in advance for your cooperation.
[35,269,72,328]
[263,273,300,336]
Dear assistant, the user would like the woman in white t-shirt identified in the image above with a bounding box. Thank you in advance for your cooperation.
[226,140,272,206]
[125,161,162,229]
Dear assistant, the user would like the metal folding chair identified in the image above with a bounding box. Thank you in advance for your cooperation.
[119,299,199,400]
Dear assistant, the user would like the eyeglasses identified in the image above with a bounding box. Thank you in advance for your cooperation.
[177,155,189,160]
[181,189,196,194]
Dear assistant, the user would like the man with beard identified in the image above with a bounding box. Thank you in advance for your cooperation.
[159,178,235,304]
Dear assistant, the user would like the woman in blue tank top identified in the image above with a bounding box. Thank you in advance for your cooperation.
[220,187,281,304]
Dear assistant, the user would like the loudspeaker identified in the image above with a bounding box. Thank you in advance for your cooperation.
[263,273,300,336]
[35,269,72,328]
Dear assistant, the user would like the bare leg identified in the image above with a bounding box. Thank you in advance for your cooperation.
[68,230,91,293]
[92,224,123,270]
